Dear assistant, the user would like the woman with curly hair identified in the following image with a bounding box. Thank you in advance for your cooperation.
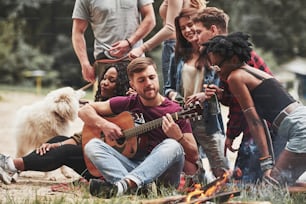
[203,32,306,187]
[94,64,130,102]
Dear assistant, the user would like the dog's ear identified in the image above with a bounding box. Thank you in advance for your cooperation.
[55,94,70,103]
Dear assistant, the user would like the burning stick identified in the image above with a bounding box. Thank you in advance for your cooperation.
[183,171,233,203]
[142,172,236,204]
[179,190,241,204]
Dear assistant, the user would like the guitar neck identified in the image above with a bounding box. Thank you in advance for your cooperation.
[123,112,179,139]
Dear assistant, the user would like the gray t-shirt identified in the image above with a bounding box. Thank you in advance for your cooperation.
[72,0,153,59]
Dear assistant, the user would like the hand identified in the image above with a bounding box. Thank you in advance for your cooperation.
[185,92,206,105]
[108,40,130,58]
[128,47,144,60]
[36,143,60,156]
[262,169,280,187]
[126,88,137,96]
[81,63,96,83]
[203,84,224,100]
[162,113,182,140]
[168,91,184,105]
[102,121,123,141]
[224,137,238,157]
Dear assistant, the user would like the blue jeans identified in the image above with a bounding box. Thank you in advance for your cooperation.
[162,39,176,94]
[84,138,184,188]
[234,136,262,183]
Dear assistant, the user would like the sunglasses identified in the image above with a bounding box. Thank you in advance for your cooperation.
[209,58,227,72]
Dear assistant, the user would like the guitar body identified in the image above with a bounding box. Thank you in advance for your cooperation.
[82,111,137,177]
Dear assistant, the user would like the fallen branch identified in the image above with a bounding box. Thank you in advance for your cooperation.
[140,195,186,204]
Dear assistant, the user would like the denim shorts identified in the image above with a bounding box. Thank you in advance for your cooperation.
[277,105,306,153]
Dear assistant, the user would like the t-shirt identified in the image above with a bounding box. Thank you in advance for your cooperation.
[72,0,153,58]
[109,94,192,157]
[181,63,204,99]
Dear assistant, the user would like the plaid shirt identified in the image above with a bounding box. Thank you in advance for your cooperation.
[220,51,272,139]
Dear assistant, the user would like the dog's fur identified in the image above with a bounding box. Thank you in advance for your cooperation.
[14,87,85,179]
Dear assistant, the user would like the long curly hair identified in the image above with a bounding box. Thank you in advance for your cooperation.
[202,32,252,63]
[94,62,130,102]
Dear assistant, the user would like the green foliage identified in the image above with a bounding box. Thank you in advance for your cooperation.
[210,0,306,65]
[0,18,55,85]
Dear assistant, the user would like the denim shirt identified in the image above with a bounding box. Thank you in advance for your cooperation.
[164,54,224,135]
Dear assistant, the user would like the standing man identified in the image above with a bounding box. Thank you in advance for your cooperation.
[72,0,156,83]
[193,7,273,183]
[78,57,199,197]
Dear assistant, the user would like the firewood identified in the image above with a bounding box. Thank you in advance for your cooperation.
[288,186,306,193]
[140,195,186,204]
[226,202,272,204]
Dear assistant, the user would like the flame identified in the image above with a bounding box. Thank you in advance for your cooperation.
[186,184,204,202]
[185,171,230,203]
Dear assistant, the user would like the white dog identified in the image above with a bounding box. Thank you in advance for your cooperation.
[14,87,85,179]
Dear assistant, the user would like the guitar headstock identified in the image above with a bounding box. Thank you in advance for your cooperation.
[177,101,203,121]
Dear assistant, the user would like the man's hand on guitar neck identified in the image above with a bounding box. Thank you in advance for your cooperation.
[162,113,184,142]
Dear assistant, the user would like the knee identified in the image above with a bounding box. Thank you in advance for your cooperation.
[84,138,101,158]
[163,139,184,156]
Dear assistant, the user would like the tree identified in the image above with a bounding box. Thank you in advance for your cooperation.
[210,0,306,64]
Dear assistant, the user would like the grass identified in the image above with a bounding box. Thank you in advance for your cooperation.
[228,183,306,204]
[2,179,305,204]
[5,185,306,204]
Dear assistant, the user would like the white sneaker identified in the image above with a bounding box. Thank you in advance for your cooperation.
[0,167,12,184]
[0,153,16,174]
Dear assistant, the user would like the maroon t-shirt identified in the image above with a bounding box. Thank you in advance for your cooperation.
[109,94,192,158]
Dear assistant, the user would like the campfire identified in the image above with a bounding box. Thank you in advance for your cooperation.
[143,171,241,204]
[182,171,240,203]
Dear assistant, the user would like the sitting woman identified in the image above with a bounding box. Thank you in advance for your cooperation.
[203,31,306,187]
[0,64,130,185]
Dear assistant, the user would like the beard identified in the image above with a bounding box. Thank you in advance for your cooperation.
[138,87,158,101]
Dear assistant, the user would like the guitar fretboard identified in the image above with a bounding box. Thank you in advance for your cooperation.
[122,111,198,139]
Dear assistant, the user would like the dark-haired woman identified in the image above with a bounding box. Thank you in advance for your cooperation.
[203,32,306,187]
[165,8,229,183]
[129,0,207,91]
[0,64,130,185]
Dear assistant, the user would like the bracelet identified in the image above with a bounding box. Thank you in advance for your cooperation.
[260,156,274,172]
[243,106,255,113]
[259,155,272,161]
[125,39,132,49]
[177,135,184,143]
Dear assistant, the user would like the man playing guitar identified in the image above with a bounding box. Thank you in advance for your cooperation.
[79,57,200,198]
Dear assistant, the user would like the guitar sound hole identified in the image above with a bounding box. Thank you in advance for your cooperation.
[117,138,126,145]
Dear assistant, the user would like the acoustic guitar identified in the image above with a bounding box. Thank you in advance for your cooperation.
[82,102,203,177]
